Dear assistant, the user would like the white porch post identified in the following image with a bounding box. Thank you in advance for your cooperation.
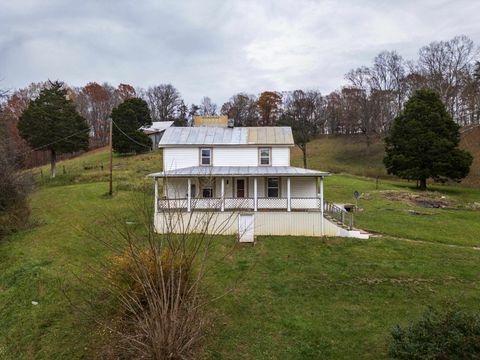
[320,176,325,235]
[253,177,258,211]
[287,177,291,212]
[187,178,191,212]
[221,177,225,211]
[154,178,158,214]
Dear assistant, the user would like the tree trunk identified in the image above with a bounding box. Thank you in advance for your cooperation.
[50,149,56,178]
[302,144,307,169]
[419,178,427,191]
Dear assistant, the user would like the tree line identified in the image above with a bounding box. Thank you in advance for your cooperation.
[1,34,479,168]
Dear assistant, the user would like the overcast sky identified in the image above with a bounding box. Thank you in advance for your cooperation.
[1,0,479,105]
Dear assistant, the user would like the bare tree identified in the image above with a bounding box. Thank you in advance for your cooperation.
[417,35,477,117]
[145,84,182,122]
[198,96,217,116]
[220,93,258,126]
[75,185,244,359]
[280,90,323,168]
[75,82,121,147]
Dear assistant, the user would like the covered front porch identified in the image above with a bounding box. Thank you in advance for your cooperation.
[150,166,330,213]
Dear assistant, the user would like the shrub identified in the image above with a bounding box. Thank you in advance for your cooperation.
[388,306,480,359]
[0,143,32,239]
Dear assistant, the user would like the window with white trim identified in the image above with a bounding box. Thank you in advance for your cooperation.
[200,148,212,166]
[267,177,279,198]
[259,148,271,166]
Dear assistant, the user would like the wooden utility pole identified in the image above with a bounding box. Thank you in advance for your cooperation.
[109,118,113,196]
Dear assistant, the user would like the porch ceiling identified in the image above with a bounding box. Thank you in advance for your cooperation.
[148,166,330,178]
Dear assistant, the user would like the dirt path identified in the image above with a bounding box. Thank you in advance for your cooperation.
[374,234,480,251]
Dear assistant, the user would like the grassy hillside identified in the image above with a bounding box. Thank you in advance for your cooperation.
[295,131,480,187]
[291,135,387,178]
[1,145,480,359]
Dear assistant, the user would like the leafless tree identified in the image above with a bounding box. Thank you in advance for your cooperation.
[145,84,182,122]
[417,35,477,117]
[74,186,246,359]
[220,93,259,126]
[198,97,217,116]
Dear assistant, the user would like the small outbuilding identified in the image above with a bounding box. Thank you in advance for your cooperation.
[140,121,174,150]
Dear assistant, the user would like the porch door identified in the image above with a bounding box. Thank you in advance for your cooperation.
[236,178,246,198]
[238,214,255,242]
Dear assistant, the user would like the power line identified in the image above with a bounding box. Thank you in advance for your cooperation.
[28,127,92,152]
[111,120,151,149]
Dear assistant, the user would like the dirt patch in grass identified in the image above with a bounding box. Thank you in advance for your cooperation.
[382,191,453,208]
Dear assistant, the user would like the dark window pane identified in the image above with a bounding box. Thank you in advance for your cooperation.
[202,188,213,198]
[201,157,210,165]
[267,188,279,197]
[267,177,279,198]
[268,177,278,187]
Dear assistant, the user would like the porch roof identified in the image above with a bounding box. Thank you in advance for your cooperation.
[149,166,330,178]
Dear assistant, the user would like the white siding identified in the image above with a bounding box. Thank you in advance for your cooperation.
[290,177,317,197]
[163,148,198,170]
[271,147,290,166]
[154,211,345,237]
[164,146,291,169]
[212,147,257,166]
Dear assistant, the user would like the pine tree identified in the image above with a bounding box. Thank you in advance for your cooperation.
[111,98,152,154]
[18,81,89,178]
[384,89,472,190]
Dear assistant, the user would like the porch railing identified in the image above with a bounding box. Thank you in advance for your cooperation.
[158,197,322,211]
[324,201,353,229]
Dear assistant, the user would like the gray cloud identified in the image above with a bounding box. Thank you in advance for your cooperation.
[1,0,479,105]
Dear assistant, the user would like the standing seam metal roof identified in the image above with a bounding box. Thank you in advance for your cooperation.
[159,126,294,146]
[148,166,329,178]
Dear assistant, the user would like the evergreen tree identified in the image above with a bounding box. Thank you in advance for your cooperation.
[111,98,152,154]
[384,89,472,190]
[18,81,89,178]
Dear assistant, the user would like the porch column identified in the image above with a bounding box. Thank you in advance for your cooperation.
[287,177,291,212]
[221,177,225,212]
[320,176,325,235]
[187,178,191,212]
[154,178,158,214]
[253,177,258,211]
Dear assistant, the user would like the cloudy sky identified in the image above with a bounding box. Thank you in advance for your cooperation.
[1,0,479,105]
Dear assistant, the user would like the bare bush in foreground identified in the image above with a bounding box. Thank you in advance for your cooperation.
[78,190,241,359]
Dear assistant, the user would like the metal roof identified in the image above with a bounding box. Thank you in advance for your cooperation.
[158,127,294,147]
[149,166,329,178]
[140,121,174,134]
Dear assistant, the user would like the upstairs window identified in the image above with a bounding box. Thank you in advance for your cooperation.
[200,148,212,166]
[267,177,279,197]
[259,148,271,166]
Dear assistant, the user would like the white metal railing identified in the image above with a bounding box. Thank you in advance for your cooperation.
[257,197,288,210]
[224,198,254,210]
[324,201,353,229]
[158,197,321,211]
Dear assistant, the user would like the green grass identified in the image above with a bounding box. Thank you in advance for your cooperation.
[206,236,480,359]
[1,142,480,359]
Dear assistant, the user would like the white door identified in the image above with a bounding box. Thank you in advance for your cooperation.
[238,214,255,242]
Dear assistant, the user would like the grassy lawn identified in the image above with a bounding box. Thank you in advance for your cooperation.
[1,143,480,359]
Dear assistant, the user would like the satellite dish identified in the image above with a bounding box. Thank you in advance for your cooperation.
[354,191,359,200]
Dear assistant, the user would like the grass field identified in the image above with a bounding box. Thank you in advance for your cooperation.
[1,142,480,359]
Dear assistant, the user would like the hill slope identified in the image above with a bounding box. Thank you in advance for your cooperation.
[291,132,480,186]
[0,144,480,359]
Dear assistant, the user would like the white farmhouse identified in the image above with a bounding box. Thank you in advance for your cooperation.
[149,125,368,241]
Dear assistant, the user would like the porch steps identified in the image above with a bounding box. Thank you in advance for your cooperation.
[324,215,370,239]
